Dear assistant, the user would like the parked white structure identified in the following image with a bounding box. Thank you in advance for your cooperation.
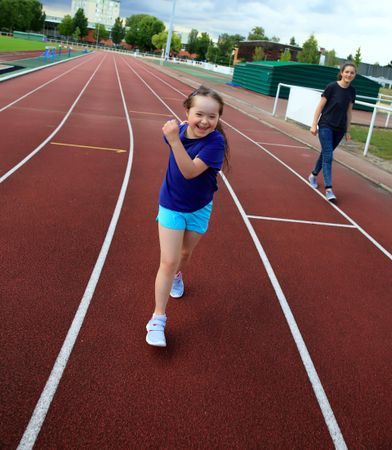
[71,0,120,28]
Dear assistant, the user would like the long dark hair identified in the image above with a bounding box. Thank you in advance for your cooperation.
[337,62,357,80]
[183,85,230,172]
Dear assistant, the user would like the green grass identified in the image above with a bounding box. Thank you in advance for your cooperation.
[380,87,392,96]
[350,125,392,160]
[0,36,50,52]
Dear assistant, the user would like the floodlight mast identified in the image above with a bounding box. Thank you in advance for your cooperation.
[164,0,177,60]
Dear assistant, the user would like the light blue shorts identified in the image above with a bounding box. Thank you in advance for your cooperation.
[157,202,213,234]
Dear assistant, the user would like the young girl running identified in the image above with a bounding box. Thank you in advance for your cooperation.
[146,85,230,347]
[308,63,357,201]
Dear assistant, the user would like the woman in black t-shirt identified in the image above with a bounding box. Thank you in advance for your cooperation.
[308,63,357,201]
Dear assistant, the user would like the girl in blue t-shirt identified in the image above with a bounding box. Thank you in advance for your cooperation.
[146,86,230,347]
[308,63,357,201]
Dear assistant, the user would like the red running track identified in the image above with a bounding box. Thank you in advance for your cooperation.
[1,52,391,449]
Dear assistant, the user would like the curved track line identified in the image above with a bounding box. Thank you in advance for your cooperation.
[121,56,348,450]
[131,58,392,262]
[0,56,92,113]
[17,56,134,450]
[0,57,105,184]
[0,52,91,83]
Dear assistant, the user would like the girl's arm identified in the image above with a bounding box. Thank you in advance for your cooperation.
[310,96,328,135]
[163,120,208,179]
[345,103,354,141]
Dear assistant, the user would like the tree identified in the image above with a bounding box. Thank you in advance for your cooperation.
[196,32,212,60]
[354,47,361,66]
[216,33,244,65]
[187,28,198,54]
[297,34,319,64]
[93,23,109,43]
[206,44,219,64]
[289,36,297,46]
[253,47,265,61]
[29,0,45,31]
[72,8,88,39]
[280,48,291,62]
[0,0,19,31]
[0,0,44,32]
[125,14,148,45]
[325,49,338,67]
[58,15,73,41]
[72,26,81,42]
[152,30,181,53]
[248,26,267,40]
[347,54,353,61]
[11,0,33,31]
[125,14,164,51]
[111,17,125,45]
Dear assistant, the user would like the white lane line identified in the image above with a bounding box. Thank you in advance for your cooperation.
[221,172,348,450]
[257,142,308,149]
[133,60,392,261]
[0,56,92,113]
[17,55,134,449]
[222,120,392,261]
[247,215,357,228]
[0,57,105,184]
[122,57,348,450]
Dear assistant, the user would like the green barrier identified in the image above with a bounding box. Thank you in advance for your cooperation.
[13,31,47,42]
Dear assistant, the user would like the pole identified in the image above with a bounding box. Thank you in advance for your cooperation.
[164,0,176,61]
[363,107,377,156]
[96,23,100,48]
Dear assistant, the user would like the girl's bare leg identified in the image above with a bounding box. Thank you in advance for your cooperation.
[154,225,184,315]
[175,229,203,274]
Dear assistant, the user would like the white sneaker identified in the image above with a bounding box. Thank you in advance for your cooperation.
[308,174,318,189]
[146,316,167,347]
[170,272,184,298]
[325,190,337,201]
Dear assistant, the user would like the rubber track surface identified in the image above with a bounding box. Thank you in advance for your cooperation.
[1,52,391,449]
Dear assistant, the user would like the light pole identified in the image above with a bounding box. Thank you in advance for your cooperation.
[164,0,177,61]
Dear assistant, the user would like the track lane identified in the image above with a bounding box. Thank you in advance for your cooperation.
[0,53,94,111]
[31,53,336,449]
[0,54,131,448]
[125,57,392,448]
[1,53,391,448]
[0,53,103,177]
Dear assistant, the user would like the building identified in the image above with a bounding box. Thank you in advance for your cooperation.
[235,40,302,63]
[71,0,120,28]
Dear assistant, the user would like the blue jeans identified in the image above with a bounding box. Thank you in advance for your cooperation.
[312,127,345,189]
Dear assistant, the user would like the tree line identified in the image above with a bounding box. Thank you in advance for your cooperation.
[0,0,45,32]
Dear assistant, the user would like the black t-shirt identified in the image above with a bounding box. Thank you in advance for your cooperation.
[318,82,356,131]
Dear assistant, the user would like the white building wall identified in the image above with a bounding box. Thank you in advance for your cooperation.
[71,0,120,28]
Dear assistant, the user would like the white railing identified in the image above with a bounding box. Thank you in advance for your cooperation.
[272,83,389,119]
[272,83,392,157]
[355,100,392,155]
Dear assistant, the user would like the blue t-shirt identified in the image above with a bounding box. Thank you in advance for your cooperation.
[159,123,225,212]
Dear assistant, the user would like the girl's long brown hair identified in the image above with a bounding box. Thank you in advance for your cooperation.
[183,85,231,172]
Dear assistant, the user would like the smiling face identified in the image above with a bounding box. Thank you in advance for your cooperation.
[185,95,221,139]
[339,64,356,85]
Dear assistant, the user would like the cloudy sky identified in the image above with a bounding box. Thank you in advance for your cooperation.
[43,0,391,65]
